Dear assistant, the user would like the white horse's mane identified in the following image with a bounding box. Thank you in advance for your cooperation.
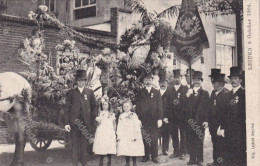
[0,72,31,112]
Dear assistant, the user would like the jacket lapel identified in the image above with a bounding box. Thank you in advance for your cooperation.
[193,88,203,110]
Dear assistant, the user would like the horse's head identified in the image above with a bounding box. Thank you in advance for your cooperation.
[0,72,32,116]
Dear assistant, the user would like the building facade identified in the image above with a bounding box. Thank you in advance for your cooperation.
[0,0,241,92]
[0,0,126,26]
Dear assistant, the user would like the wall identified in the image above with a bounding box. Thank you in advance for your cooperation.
[4,0,38,18]
[0,14,116,73]
[68,0,125,27]
[187,14,236,92]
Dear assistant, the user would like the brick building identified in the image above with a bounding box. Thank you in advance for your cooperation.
[0,0,127,26]
[0,7,134,72]
[0,0,242,92]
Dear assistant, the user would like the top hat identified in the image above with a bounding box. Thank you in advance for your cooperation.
[211,73,226,83]
[209,68,221,77]
[74,70,87,80]
[142,71,153,79]
[228,66,243,78]
[185,68,195,76]
[140,64,153,80]
[159,70,167,82]
[192,71,203,80]
[173,69,181,78]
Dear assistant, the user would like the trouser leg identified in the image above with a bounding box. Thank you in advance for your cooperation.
[196,129,204,162]
[150,128,159,159]
[142,128,151,159]
[79,129,88,165]
[71,128,79,165]
[169,122,179,155]
[179,121,187,155]
[162,123,170,153]
[187,130,196,161]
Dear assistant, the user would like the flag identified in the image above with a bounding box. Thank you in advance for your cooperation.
[170,0,209,64]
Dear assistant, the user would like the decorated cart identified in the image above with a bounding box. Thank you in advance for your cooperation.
[1,4,175,156]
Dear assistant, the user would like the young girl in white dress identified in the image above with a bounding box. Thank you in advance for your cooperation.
[117,100,144,166]
[93,101,117,166]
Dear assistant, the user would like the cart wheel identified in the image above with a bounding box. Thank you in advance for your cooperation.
[29,138,52,152]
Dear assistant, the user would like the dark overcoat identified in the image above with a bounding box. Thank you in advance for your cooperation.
[225,87,246,165]
[135,87,163,129]
[165,85,189,122]
[208,88,230,135]
[64,87,97,130]
[186,88,210,125]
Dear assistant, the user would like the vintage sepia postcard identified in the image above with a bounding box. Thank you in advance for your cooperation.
[0,0,259,166]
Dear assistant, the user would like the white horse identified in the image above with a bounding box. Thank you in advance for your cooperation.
[0,72,32,166]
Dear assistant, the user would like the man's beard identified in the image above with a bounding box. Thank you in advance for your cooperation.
[194,83,200,87]
[174,81,180,85]
[145,83,151,87]
[160,86,167,90]
[231,82,239,87]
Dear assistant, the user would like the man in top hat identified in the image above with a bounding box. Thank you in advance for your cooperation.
[184,68,194,155]
[164,69,189,159]
[135,70,163,163]
[158,69,170,156]
[185,71,210,166]
[224,66,246,166]
[207,69,230,166]
[64,70,98,166]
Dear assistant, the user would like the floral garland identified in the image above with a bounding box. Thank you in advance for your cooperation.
[19,30,48,74]
[28,6,166,51]
[24,5,173,118]
[19,36,83,123]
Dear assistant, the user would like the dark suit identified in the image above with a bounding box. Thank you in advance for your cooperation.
[160,88,170,153]
[64,87,97,165]
[208,88,229,164]
[225,87,246,166]
[136,87,163,159]
[165,84,189,155]
[186,88,209,162]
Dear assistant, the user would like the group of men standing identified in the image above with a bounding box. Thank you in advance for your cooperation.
[135,66,246,166]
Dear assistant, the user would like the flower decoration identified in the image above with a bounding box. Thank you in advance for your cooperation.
[38,5,48,12]
[55,39,76,52]
[28,11,37,20]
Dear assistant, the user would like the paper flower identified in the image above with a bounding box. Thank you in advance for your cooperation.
[38,5,48,12]
[102,48,111,54]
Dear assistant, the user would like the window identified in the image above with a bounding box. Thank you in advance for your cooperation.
[0,0,7,6]
[216,27,236,75]
[44,0,56,12]
[74,0,97,20]
[0,0,7,13]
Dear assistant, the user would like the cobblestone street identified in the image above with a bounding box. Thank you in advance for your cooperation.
[0,130,213,166]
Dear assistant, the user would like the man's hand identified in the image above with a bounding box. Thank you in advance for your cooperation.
[163,118,169,124]
[186,89,193,97]
[65,125,71,132]
[157,120,163,128]
[217,126,225,137]
[202,122,208,128]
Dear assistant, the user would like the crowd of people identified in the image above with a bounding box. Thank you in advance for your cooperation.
[64,66,246,166]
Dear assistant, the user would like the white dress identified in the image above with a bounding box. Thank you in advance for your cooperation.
[93,111,117,155]
[117,112,145,156]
